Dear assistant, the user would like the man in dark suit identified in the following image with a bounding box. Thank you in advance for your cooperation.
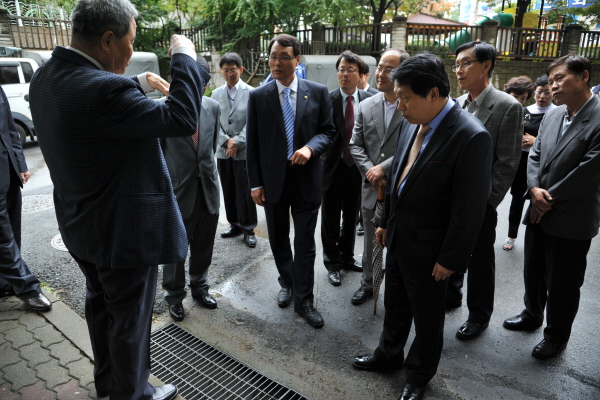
[357,63,379,95]
[29,1,208,399]
[447,41,523,341]
[246,34,334,328]
[504,55,600,360]
[161,94,220,322]
[0,86,51,311]
[352,53,491,400]
[321,51,373,287]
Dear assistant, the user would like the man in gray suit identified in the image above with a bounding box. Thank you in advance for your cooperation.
[504,55,600,360]
[161,93,220,321]
[448,41,523,340]
[212,53,257,248]
[349,48,409,305]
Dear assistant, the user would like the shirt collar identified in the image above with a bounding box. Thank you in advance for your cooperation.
[467,82,494,105]
[276,75,298,94]
[66,46,104,71]
[340,88,359,104]
[564,92,594,121]
[428,98,455,132]
[227,80,241,92]
[383,94,398,108]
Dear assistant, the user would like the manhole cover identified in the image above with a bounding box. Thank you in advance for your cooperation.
[22,194,54,213]
[51,234,69,252]
[150,324,310,400]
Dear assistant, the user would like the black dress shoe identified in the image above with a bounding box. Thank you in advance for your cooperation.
[328,271,341,286]
[503,313,542,331]
[398,383,425,400]
[244,233,257,248]
[26,293,52,311]
[357,225,364,236]
[532,339,567,360]
[351,287,373,305]
[343,261,363,272]
[191,288,217,309]
[352,353,403,371]
[0,286,16,298]
[168,303,184,321]
[456,320,489,340]
[294,302,324,328]
[221,226,243,238]
[152,383,178,400]
[277,287,293,308]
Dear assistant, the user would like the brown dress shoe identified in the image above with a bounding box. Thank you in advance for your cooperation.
[26,293,52,311]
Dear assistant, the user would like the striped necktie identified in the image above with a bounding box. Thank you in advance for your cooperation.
[282,87,295,159]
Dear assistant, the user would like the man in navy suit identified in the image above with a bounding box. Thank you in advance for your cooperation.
[29,1,208,399]
[246,34,334,328]
[352,53,491,400]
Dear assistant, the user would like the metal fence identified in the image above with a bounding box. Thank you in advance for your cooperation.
[7,14,71,49]
[497,26,563,59]
[579,30,600,60]
[135,26,220,54]
[406,23,482,56]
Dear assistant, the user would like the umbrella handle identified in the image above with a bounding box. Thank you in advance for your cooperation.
[377,185,385,201]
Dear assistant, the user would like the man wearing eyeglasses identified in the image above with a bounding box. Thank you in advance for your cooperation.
[321,51,373,287]
[246,34,335,328]
[212,53,257,249]
[349,48,409,306]
[447,41,523,341]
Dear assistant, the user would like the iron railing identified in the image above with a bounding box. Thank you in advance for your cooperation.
[7,14,71,50]
[497,26,564,59]
[406,23,482,56]
[579,30,600,60]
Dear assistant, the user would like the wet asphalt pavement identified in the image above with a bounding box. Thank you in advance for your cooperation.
[17,141,600,399]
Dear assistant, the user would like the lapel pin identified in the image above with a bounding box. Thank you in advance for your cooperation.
[304,95,308,99]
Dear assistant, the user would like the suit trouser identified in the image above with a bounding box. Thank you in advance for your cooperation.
[521,223,590,345]
[0,174,41,300]
[377,249,448,386]
[507,151,529,238]
[321,162,361,272]
[163,182,219,305]
[73,253,157,400]
[446,203,497,324]
[217,157,257,235]
[264,167,320,309]
[359,204,376,289]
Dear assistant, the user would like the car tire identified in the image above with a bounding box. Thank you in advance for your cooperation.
[16,123,27,146]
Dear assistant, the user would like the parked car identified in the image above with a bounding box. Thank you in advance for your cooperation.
[0,57,39,145]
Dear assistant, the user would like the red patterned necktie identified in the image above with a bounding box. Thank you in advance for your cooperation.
[192,126,199,147]
[343,96,354,166]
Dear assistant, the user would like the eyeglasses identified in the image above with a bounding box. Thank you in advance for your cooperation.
[337,69,358,75]
[221,68,239,74]
[269,55,296,62]
[375,67,394,75]
[451,59,482,72]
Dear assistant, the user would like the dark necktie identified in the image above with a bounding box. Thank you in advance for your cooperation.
[343,96,354,166]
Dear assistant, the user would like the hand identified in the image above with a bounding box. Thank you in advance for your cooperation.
[225,148,237,158]
[290,146,312,165]
[226,138,238,151]
[375,227,387,248]
[522,133,536,150]
[20,171,30,184]
[366,164,386,186]
[529,187,553,223]
[145,72,169,96]
[251,188,266,207]
[432,262,453,281]
[169,35,195,56]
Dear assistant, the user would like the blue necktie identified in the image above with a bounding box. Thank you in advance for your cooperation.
[282,87,295,159]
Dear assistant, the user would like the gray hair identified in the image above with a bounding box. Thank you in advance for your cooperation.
[72,0,138,44]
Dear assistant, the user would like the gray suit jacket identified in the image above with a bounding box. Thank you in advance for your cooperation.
[349,92,403,210]
[457,84,523,208]
[161,96,220,218]
[212,80,250,160]
[525,95,600,240]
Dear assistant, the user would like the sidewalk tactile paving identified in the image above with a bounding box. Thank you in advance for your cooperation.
[36,359,71,389]
[54,379,91,400]
[32,324,65,348]
[4,327,36,349]
[0,342,21,369]
[0,382,20,400]
[19,341,52,368]
[49,340,84,366]
[19,381,55,400]
[19,313,48,331]
[3,359,39,391]
[65,358,94,388]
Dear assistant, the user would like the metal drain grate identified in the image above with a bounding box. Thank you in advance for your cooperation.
[150,323,310,400]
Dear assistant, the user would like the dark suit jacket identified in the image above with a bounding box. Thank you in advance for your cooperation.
[524,95,600,240]
[323,88,373,191]
[381,102,492,273]
[366,86,379,95]
[29,47,209,268]
[0,87,27,194]
[161,96,220,218]
[246,78,335,203]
